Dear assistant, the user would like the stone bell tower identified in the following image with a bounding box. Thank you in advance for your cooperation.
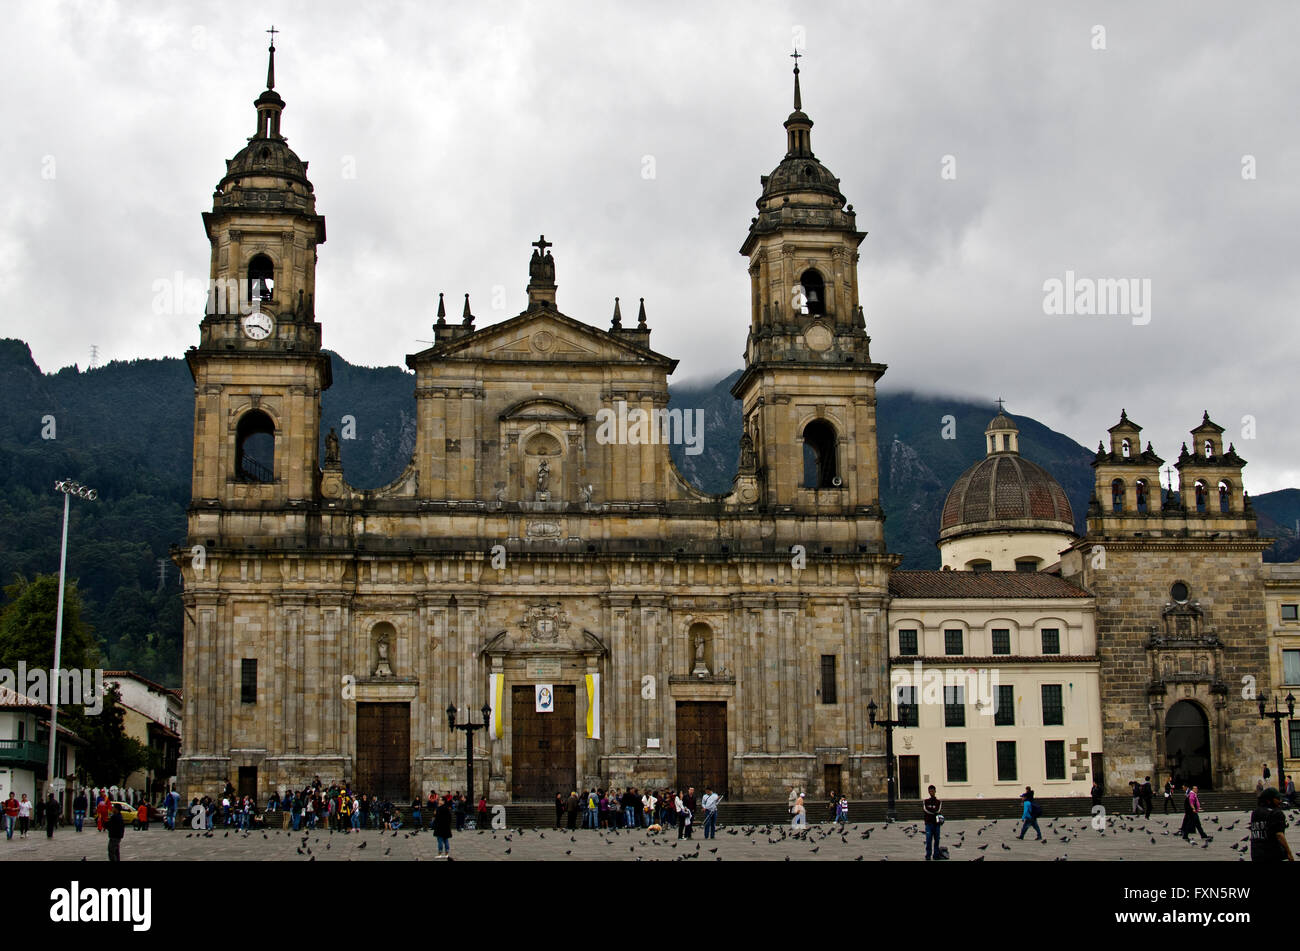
[186,31,330,512]
[730,55,886,549]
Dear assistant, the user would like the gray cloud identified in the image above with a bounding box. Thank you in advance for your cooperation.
[3,0,1296,489]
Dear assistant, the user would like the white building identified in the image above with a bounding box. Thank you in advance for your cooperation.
[0,686,82,810]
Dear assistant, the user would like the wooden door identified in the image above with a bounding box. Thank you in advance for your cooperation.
[898,755,921,799]
[823,764,842,798]
[237,766,257,800]
[675,701,728,796]
[355,702,411,801]
[511,685,577,801]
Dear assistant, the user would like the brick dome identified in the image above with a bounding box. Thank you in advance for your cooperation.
[939,412,1075,542]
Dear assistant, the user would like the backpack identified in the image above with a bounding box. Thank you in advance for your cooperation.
[1030,801,1043,819]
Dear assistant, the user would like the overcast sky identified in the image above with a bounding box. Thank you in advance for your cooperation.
[4,1,1298,490]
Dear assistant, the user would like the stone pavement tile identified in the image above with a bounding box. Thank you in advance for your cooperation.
[0,811,1255,862]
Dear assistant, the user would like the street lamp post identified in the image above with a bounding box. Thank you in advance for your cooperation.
[1257,692,1296,793]
[446,702,492,827]
[48,480,97,801]
[868,697,913,822]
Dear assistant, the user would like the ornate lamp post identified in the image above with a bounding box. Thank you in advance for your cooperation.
[446,702,492,827]
[47,480,97,800]
[1257,692,1296,793]
[868,696,913,822]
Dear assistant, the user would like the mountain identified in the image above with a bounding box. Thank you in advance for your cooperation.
[1,338,1295,687]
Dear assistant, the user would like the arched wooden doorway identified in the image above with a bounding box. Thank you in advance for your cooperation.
[1165,700,1212,789]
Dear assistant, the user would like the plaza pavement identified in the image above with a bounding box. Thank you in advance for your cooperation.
[0,810,1264,861]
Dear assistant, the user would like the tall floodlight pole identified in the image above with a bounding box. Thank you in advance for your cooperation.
[48,480,97,797]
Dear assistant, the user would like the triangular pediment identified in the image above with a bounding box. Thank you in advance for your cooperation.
[406,308,676,370]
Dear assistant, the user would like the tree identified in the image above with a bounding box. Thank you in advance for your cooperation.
[74,683,151,788]
[0,574,102,671]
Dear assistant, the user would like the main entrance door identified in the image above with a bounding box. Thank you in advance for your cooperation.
[1166,700,1212,789]
[511,685,577,801]
[355,702,411,801]
[675,701,727,796]
[898,756,921,799]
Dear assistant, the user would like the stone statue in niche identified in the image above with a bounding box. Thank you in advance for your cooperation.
[692,631,710,678]
[373,632,393,678]
[536,459,551,498]
[325,427,340,465]
[579,483,593,505]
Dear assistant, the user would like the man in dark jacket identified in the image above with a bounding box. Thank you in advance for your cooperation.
[433,796,453,857]
[555,793,565,829]
[45,794,59,838]
[1140,777,1154,819]
[1250,788,1294,862]
[566,791,579,829]
[106,804,125,861]
[923,785,943,859]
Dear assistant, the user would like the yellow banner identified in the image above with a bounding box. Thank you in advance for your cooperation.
[585,673,600,739]
[490,673,504,739]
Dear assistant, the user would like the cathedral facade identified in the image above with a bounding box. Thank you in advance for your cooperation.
[177,47,895,803]
[176,42,1281,805]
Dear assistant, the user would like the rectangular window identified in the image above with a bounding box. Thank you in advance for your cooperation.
[994,684,1015,726]
[820,655,837,704]
[1284,650,1300,686]
[1045,740,1066,780]
[996,741,1018,781]
[1282,604,1299,621]
[945,742,968,783]
[1041,684,1064,726]
[1041,628,1061,655]
[898,629,918,656]
[1015,559,1038,573]
[944,685,965,727]
[992,629,1011,655]
[944,629,964,655]
[1290,720,1300,759]
[896,686,919,727]
[240,658,257,704]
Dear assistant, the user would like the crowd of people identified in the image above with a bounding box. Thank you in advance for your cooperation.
[553,786,724,838]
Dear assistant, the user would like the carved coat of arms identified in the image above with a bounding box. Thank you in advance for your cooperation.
[519,603,570,643]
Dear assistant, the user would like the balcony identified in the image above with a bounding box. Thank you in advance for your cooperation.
[0,740,48,767]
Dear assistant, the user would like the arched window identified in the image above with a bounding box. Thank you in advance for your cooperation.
[235,409,275,483]
[1194,480,1208,514]
[1135,479,1148,514]
[802,419,839,488]
[798,268,826,317]
[1111,478,1125,514]
[1203,439,1214,459]
[1218,480,1231,513]
[968,560,992,572]
[1121,438,1131,458]
[248,254,275,303]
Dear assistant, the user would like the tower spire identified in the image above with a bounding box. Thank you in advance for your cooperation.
[253,26,286,139]
[791,48,802,111]
[783,50,813,156]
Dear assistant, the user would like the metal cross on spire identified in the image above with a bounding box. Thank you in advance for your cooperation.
[995,397,1005,413]
[532,235,552,254]
[265,25,279,89]
[790,48,803,111]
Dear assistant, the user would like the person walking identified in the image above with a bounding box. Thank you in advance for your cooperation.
[17,794,31,837]
[3,793,18,840]
[787,785,799,817]
[45,794,59,838]
[642,789,656,828]
[1129,781,1141,817]
[1163,777,1174,814]
[1090,780,1103,808]
[1018,788,1042,840]
[923,785,943,859]
[791,795,807,829]
[1179,784,1211,841]
[701,787,722,839]
[1140,777,1154,819]
[106,803,125,861]
[477,795,488,830]
[433,795,453,858]
[1249,787,1294,861]
[554,793,565,829]
[73,789,87,832]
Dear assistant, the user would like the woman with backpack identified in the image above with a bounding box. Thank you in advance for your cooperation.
[1018,788,1043,840]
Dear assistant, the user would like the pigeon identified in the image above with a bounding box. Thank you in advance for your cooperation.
[972,856,985,862]
[1001,843,1011,850]
[565,850,572,855]
[357,840,367,849]
[384,848,391,856]
[978,844,988,851]
[810,846,820,854]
